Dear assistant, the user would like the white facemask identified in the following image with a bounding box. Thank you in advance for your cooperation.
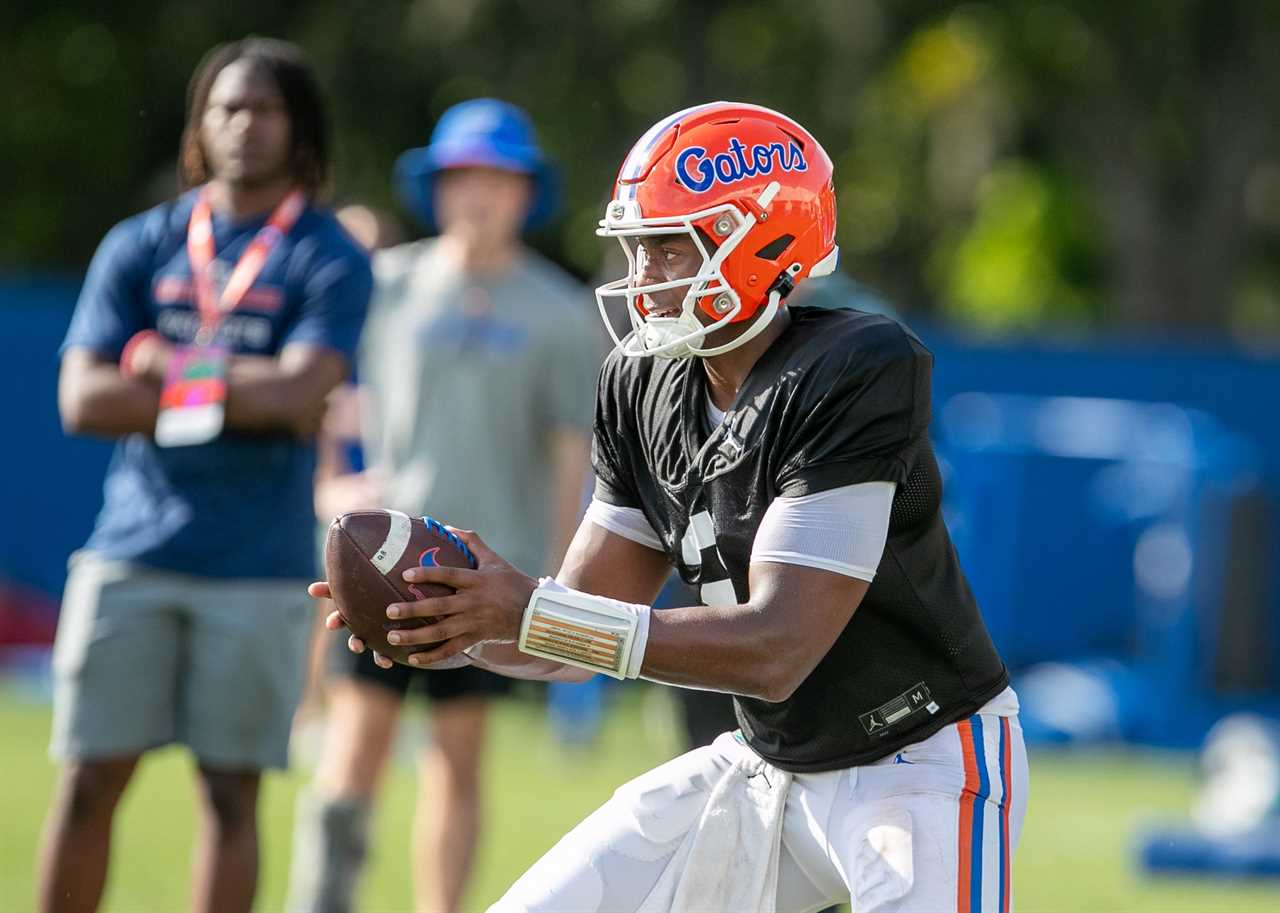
[594,185,785,359]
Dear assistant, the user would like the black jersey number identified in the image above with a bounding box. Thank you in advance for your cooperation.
[679,510,737,605]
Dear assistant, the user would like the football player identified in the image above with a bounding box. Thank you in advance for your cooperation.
[314,102,1028,912]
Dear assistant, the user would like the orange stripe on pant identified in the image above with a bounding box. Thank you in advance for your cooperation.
[956,719,981,913]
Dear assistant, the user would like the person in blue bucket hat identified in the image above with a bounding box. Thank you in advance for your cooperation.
[394,97,560,232]
[286,98,602,913]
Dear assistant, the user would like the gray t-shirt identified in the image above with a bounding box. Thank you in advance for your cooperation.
[360,239,602,575]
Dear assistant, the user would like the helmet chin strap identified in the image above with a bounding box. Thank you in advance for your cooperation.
[638,311,703,357]
[690,289,783,358]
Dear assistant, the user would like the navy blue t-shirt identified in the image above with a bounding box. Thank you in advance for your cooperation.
[62,187,372,579]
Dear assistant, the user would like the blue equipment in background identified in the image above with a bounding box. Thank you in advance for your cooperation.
[0,278,113,598]
[1138,713,1280,877]
[936,392,1277,747]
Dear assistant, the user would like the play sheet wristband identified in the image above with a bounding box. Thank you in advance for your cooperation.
[154,186,305,447]
[518,578,650,680]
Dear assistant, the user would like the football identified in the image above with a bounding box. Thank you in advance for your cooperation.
[324,510,476,668]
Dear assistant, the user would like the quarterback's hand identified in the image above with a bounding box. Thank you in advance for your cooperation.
[385,528,537,667]
[308,581,394,669]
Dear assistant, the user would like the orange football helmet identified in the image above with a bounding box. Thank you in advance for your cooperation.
[596,102,838,358]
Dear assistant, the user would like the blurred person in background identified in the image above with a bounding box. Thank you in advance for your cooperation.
[286,98,601,913]
[38,38,370,913]
[313,203,404,535]
[335,202,406,255]
[292,204,405,754]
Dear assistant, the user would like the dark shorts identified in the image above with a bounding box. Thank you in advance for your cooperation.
[327,634,512,703]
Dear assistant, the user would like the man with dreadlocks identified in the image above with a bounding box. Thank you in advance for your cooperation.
[37,38,370,913]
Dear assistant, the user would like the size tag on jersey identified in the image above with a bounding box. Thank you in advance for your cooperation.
[859,682,939,736]
[154,344,229,447]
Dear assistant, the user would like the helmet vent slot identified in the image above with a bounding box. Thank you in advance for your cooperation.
[755,234,795,261]
[779,128,807,149]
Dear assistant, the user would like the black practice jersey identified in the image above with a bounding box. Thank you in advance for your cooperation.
[592,306,1009,772]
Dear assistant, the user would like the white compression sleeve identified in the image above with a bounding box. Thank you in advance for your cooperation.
[585,497,664,551]
[750,481,896,581]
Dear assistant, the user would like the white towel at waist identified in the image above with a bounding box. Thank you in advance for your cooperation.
[637,736,793,913]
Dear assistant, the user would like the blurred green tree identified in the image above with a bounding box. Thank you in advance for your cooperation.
[4,0,1279,337]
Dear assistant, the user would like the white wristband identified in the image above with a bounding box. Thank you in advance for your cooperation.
[518,578,650,680]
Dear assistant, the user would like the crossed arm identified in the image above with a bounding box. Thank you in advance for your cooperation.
[59,341,348,439]
[317,516,869,703]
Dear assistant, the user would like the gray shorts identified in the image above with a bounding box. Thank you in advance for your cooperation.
[50,551,313,770]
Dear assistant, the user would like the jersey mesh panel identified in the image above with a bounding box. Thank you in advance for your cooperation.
[887,438,975,660]
[889,436,940,534]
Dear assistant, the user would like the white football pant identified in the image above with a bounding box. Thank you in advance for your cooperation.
[491,688,1027,913]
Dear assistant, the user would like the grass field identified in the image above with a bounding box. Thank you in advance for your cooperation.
[2,680,1279,913]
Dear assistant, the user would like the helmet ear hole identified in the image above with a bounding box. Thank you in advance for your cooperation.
[754,234,795,261]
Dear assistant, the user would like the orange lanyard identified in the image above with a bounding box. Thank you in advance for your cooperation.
[186,185,305,344]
